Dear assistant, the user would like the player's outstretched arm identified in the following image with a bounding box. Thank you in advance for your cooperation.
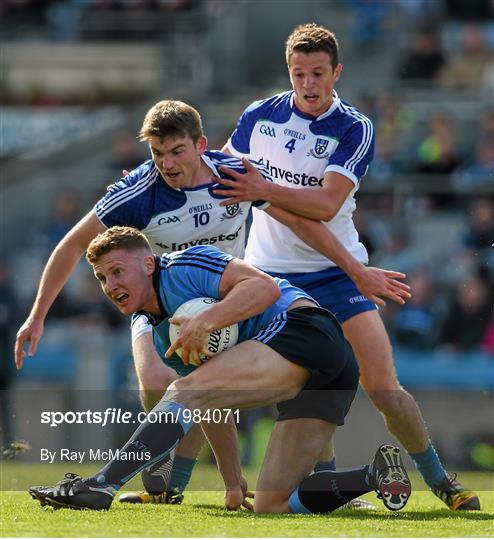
[215,159,352,222]
[265,206,411,307]
[14,210,105,369]
[201,415,254,511]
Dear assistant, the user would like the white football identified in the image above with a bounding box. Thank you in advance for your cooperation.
[169,297,239,365]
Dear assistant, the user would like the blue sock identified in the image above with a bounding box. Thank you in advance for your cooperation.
[314,458,336,472]
[169,455,198,492]
[89,400,193,490]
[409,444,447,488]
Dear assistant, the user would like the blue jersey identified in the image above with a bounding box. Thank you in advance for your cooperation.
[141,245,313,376]
[94,151,270,258]
[225,90,375,272]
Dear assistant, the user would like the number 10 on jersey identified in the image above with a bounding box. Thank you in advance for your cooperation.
[193,212,210,227]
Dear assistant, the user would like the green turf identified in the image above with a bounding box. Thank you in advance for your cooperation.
[1,464,493,538]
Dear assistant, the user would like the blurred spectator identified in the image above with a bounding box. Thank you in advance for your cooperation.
[40,190,81,250]
[374,91,416,153]
[0,261,16,447]
[79,0,199,41]
[370,90,416,184]
[412,113,463,209]
[451,110,494,190]
[46,0,84,42]
[75,271,126,330]
[346,0,391,48]
[457,197,494,275]
[444,0,494,21]
[353,92,379,122]
[478,108,494,140]
[394,0,444,26]
[91,0,124,9]
[157,0,200,10]
[451,139,494,191]
[396,27,446,82]
[482,58,494,97]
[110,131,145,173]
[1,0,54,27]
[369,139,402,185]
[463,197,494,251]
[42,267,126,330]
[438,270,493,353]
[390,269,443,350]
[437,23,494,90]
[45,289,82,321]
[371,226,423,275]
[413,113,462,174]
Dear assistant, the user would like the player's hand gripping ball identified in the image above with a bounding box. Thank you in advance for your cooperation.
[169,297,239,366]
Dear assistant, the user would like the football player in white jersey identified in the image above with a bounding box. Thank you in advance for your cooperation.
[15,99,409,508]
[218,23,479,511]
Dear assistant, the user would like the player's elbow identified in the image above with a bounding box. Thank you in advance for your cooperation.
[319,210,336,222]
[60,225,94,257]
[318,203,339,222]
[303,198,338,222]
[260,275,281,304]
[301,208,335,222]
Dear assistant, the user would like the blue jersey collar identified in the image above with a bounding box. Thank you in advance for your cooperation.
[179,153,219,192]
[202,152,221,178]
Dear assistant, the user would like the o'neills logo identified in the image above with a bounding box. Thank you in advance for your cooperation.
[349,295,367,304]
[207,327,232,354]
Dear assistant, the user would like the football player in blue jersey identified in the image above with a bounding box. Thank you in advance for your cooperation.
[217,23,479,511]
[29,226,412,514]
[15,99,410,508]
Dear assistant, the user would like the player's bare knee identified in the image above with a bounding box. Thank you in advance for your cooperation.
[166,377,189,398]
[138,371,175,411]
[136,366,175,409]
[254,493,288,514]
[138,364,176,390]
[166,377,209,410]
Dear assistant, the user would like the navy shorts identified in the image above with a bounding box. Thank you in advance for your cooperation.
[268,266,377,324]
[253,306,359,425]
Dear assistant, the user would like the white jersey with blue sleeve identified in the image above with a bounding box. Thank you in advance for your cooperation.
[146,245,313,376]
[225,90,375,272]
[94,151,270,258]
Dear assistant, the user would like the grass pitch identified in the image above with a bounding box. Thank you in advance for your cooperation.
[1,463,493,537]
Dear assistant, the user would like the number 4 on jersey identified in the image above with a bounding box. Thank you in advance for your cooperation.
[284,138,296,154]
